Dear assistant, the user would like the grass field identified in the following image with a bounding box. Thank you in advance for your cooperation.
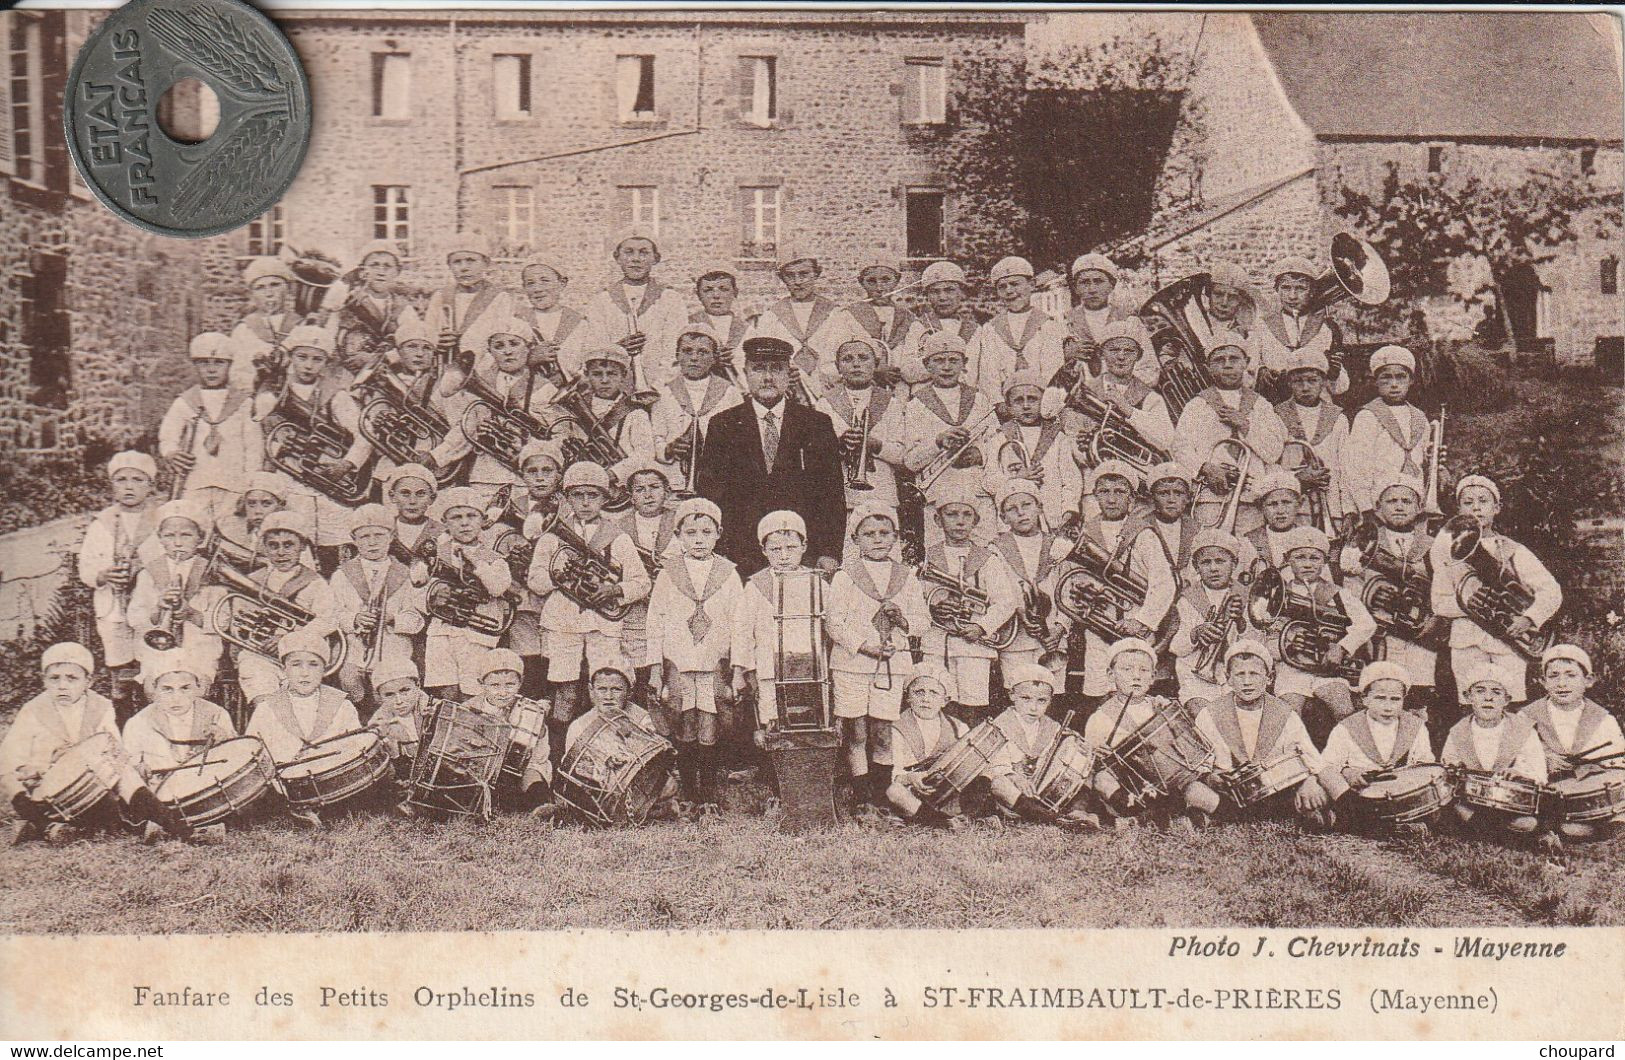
[2,776,1621,934]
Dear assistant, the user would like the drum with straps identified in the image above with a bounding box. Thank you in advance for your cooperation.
[1550,768,1625,823]
[555,712,674,827]
[912,721,1008,813]
[151,736,278,826]
[497,698,549,793]
[1354,763,1453,824]
[1031,732,1094,817]
[33,733,123,824]
[1096,697,1215,806]
[1453,768,1545,816]
[1218,750,1313,809]
[278,730,392,808]
[406,699,507,819]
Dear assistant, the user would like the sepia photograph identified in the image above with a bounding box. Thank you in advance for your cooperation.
[0,2,1621,964]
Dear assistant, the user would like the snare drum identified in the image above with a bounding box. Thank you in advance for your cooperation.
[1032,733,1094,817]
[278,730,392,809]
[1219,751,1313,809]
[152,736,277,826]
[33,733,123,824]
[1550,768,1625,823]
[1355,763,1453,824]
[556,713,674,827]
[1097,698,1215,805]
[407,699,507,818]
[1456,769,1545,816]
[913,721,1007,812]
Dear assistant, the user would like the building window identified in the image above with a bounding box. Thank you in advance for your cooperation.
[1427,144,1443,174]
[738,56,777,126]
[6,16,46,185]
[618,185,659,234]
[371,52,411,120]
[739,185,781,259]
[246,205,285,256]
[493,185,535,247]
[616,54,656,121]
[1604,256,1619,296]
[22,250,70,409]
[1581,146,1597,176]
[493,53,532,119]
[905,188,946,259]
[372,185,410,245]
[902,57,946,125]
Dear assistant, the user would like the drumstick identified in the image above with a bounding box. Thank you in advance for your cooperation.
[1565,741,1610,763]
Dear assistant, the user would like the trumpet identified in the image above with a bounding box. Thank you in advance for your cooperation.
[843,406,875,492]
[1441,515,1554,659]
[1422,406,1447,519]
[142,573,185,651]
[423,545,516,637]
[1061,383,1171,472]
[539,514,631,621]
[207,559,347,677]
[356,367,456,486]
[169,410,202,500]
[675,414,702,499]
[1250,567,1361,682]
[1053,535,1149,642]
[918,407,1001,492]
[919,563,1019,650]
[108,518,138,618]
[1279,440,1334,537]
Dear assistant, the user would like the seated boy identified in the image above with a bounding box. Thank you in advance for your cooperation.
[986,662,1097,827]
[366,657,435,776]
[2,643,191,845]
[885,665,971,826]
[1522,644,1625,841]
[1193,639,1335,831]
[562,665,676,822]
[1441,664,1549,843]
[1321,660,1439,834]
[123,646,237,842]
[459,648,554,815]
[244,629,362,827]
[1086,639,1221,828]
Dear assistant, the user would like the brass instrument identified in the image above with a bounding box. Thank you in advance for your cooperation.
[1061,383,1172,472]
[1138,273,1217,421]
[356,367,458,487]
[1250,567,1361,682]
[1441,515,1554,659]
[549,390,633,512]
[263,391,376,506]
[361,580,389,673]
[918,407,1001,492]
[1054,535,1149,642]
[1358,540,1432,642]
[540,514,631,621]
[142,572,186,651]
[1422,405,1447,518]
[456,369,564,476]
[1279,440,1334,537]
[285,247,345,322]
[919,562,1019,650]
[621,309,662,407]
[108,518,138,618]
[424,546,517,637]
[676,414,702,499]
[170,411,202,500]
[206,530,261,575]
[871,602,910,691]
[1304,231,1392,319]
[1190,437,1262,533]
[843,406,875,492]
[206,559,348,677]
[1192,591,1246,685]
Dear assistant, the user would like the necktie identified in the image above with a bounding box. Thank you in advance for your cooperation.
[762,409,779,470]
[201,391,223,455]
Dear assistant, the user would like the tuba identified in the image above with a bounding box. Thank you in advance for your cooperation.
[423,545,516,637]
[1440,515,1554,659]
[206,558,347,676]
[919,562,1019,651]
[284,247,346,321]
[1053,535,1149,642]
[1137,273,1217,422]
[355,367,457,487]
[1060,382,1171,472]
[456,370,568,477]
[539,514,631,621]
[1250,567,1361,682]
[263,391,377,506]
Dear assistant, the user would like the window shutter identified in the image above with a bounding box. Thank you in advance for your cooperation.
[900,62,920,124]
[0,42,14,175]
[735,57,753,121]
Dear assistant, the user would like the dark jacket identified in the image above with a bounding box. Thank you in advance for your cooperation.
[693,398,845,575]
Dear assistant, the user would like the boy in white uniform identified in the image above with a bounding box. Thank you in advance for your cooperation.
[1441,664,1548,842]
[515,260,588,382]
[966,256,1067,403]
[919,485,1019,727]
[231,511,336,704]
[1322,660,1439,834]
[330,503,426,713]
[827,504,931,809]
[1062,253,1157,388]
[1345,345,1434,521]
[79,451,163,723]
[901,331,998,549]
[1273,348,1352,529]
[846,257,927,386]
[749,249,856,387]
[1242,467,1309,576]
[650,324,743,493]
[1254,256,1351,398]
[581,228,693,392]
[985,369,1082,532]
[384,463,442,569]
[160,332,262,524]
[420,487,513,700]
[127,499,226,691]
[817,338,908,516]
[1429,474,1561,703]
[244,628,362,826]
[1174,335,1288,537]
[435,317,559,506]
[734,511,821,731]
[1058,319,1175,458]
[1168,529,1263,709]
[1522,644,1625,842]
[884,665,971,826]
[646,497,746,812]
[985,662,1096,826]
[988,478,1072,685]
[123,646,236,842]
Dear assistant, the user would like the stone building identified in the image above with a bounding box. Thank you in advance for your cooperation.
[1127,12,1623,367]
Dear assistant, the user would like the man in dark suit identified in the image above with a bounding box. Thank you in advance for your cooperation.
[693,336,845,576]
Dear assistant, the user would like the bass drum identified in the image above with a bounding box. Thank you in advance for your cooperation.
[555,713,674,827]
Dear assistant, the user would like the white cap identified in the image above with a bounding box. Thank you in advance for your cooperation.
[1375,473,1425,504]
[562,462,611,492]
[244,257,292,285]
[1272,256,1316,279]
[108,450,157,480]
[1209,261,1251,290]
[988,256,1034,283]
[517,438,566,470]
[1146,461,1189,489]
[610,225,661,258]
[370,657,420,689]
[1106,637,1157,669]
[434,486,485,520]
[1096,319,1145,348]
[41,642,94,675]
[674,496,723,530]
[847,501,899,540]
[260,510,312,541]
[757,510,806,544]
[1370,345,1416,373]
[1004,662,1057,692]
[1454,474,1501,504]
[677,321,723,349]
[1283,346,1330,375]
[1541,643,1593,676]
[1069,253,1119,282]
[1255,466,1302,500]
[155,498,206,532]
[357,240,401,265]
[1002,368,1046,398]
[1191,528,1246,563]
[278,628,331,664]
[385,463,437,491]
[582,346,633,371]
[995,477,1041,511]
[487,317,535,343]
[1279,525,1331,558]
[921,330,968,360]
[477,647,523,680]
[907,663,959,703]
[1224,638,1275,671]
[394,313,435,348]
[350,503,394,535]
[1204,332,1249,360]
[1357,660,1412,693]
[444,231,493,260]
[1087,459,1141,493]
[189,332,231,361]
[921,261,967,288]
[284,324,334,355]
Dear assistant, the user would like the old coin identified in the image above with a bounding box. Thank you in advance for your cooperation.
[63,0,311,239]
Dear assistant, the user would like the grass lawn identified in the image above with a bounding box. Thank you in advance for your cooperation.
[2,776,1620,934]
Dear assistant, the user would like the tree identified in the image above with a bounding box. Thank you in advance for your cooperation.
[1334,164,1623,341]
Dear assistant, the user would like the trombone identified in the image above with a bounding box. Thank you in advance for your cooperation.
[918,407,1001,492]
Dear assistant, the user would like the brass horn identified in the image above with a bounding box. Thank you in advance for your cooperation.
[207,559,347,677]
[1306,232,1391,316]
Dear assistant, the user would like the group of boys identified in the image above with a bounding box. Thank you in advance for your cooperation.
[3,229,1617,849]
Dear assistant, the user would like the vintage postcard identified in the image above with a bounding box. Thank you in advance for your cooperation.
[0,3,1622,1041]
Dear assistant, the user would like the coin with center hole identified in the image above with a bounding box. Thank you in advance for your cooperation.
[63,0,311,239]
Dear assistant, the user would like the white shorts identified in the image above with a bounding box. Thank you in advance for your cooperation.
[424,632,486,694]
[1451,643,1528,701]
[832,669,906,721]
[1274,662,1349,700]
[547,630,628,684]
[946,656,992,707]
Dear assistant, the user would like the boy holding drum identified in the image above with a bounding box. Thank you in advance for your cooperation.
[1440,664,1549,844]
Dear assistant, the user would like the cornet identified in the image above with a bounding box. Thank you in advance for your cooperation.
[843,406,875,492]
[142,573,185,651]
[1422,406,1447,520]
[675,414,702,499]
[918,407,1001,492]
[1191,591,1245,685]
[1280,440,1334,537]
